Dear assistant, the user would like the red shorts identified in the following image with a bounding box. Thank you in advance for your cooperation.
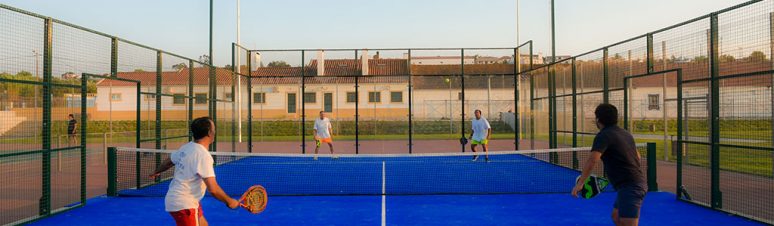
[169,203,203,226]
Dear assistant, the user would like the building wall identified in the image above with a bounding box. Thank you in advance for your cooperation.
[94,84,771,121]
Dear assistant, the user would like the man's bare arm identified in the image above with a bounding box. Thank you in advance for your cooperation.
[203,177,239,209]
[149,158,173,179]
[572,151,602,197]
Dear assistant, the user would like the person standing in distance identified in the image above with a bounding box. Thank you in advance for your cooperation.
[469,109,491,162]
[313,111,335,160]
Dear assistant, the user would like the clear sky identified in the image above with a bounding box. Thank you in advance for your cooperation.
[0,0,748,66]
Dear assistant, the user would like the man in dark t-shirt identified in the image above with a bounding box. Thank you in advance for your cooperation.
[67,114,78,146]
[572,104,646,226]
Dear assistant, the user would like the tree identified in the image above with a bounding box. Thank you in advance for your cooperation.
[692,56,708,63]
[199,55,211,65]
[267,61,290,67]
[719,54,736,63]
[172,63,188,70]
[133,69,146,72]
[745,51,767,62]
[223,64,233,70]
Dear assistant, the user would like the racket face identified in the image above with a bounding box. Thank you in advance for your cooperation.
[240,185,268,214]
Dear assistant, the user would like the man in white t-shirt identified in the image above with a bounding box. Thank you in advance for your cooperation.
[313,111,335,160]
[468,109,492,162]
[150,117,239,226]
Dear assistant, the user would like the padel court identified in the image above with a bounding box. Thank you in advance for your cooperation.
[27,149,764,226]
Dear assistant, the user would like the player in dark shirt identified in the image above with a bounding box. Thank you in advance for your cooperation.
[572,104,646,226]
[67,114,78,146]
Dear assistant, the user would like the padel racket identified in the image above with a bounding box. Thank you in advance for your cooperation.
[575,175,609,199]
[460,137,468,145]
[239,185,268,214]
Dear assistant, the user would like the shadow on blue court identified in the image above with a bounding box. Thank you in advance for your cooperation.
[28,192,762,226]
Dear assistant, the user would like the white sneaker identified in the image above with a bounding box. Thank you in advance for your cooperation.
[332,154,338,159]
[472,155,479,161]
[313,155,318,161]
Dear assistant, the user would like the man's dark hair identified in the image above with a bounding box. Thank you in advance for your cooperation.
[474,109,482,114]
[594,103,619,127]
[68,114,74,118]
[191,117,213,140]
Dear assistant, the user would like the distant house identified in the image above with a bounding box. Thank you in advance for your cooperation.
[543,55,572,64]
[94,54,520,121]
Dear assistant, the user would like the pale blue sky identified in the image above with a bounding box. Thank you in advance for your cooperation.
[1,0,748,66]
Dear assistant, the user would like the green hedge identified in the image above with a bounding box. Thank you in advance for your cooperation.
[52,119,514,136]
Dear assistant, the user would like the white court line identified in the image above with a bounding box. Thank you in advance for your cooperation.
[381,161,386,226]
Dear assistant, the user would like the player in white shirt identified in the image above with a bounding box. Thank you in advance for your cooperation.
[468,109,492,162]
[150,117,239,226]
[313,111,335,160]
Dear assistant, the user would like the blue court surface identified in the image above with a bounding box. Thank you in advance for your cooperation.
[28,192,763,226]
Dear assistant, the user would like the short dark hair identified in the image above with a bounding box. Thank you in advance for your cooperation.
[594,103,619,127]
[474,109,482,114]
[68,114,74,118]
[191,117,213,140]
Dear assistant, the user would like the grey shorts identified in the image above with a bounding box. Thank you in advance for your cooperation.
[613,184,646,218]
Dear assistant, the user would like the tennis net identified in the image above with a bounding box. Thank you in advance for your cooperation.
[107,144,653,197]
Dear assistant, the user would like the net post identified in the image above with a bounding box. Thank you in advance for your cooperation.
[647,142,658,191]
[107,147,117,197]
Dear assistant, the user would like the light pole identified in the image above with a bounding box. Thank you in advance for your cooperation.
[33,50,40,120]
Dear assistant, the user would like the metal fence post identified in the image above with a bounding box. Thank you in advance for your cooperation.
[40,17,53,216]
[460,49,466,153]
[408,49,414,154]
[709,14,722,209]
[514,48,520,150]
[603,48,610,104]
[80,72,88,204]
[155,51,162,182]
[301,50,306,154]
[572,58,578,169]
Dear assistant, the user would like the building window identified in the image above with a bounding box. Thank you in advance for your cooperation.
[173,94,186,105]
[195,93,208,105]
[648,94,660,110]
[253,92,266,104]
[458,92,463,100]
[346,92,357,103]
[368,92,381,103]
[303,92,316,103]
[224,92,233,100]
[287,93,297,113]
[145,94,156,101]
[390,91,403,103]
[110,93,121,102]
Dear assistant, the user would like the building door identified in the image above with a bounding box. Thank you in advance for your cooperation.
[323,93,333,112]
